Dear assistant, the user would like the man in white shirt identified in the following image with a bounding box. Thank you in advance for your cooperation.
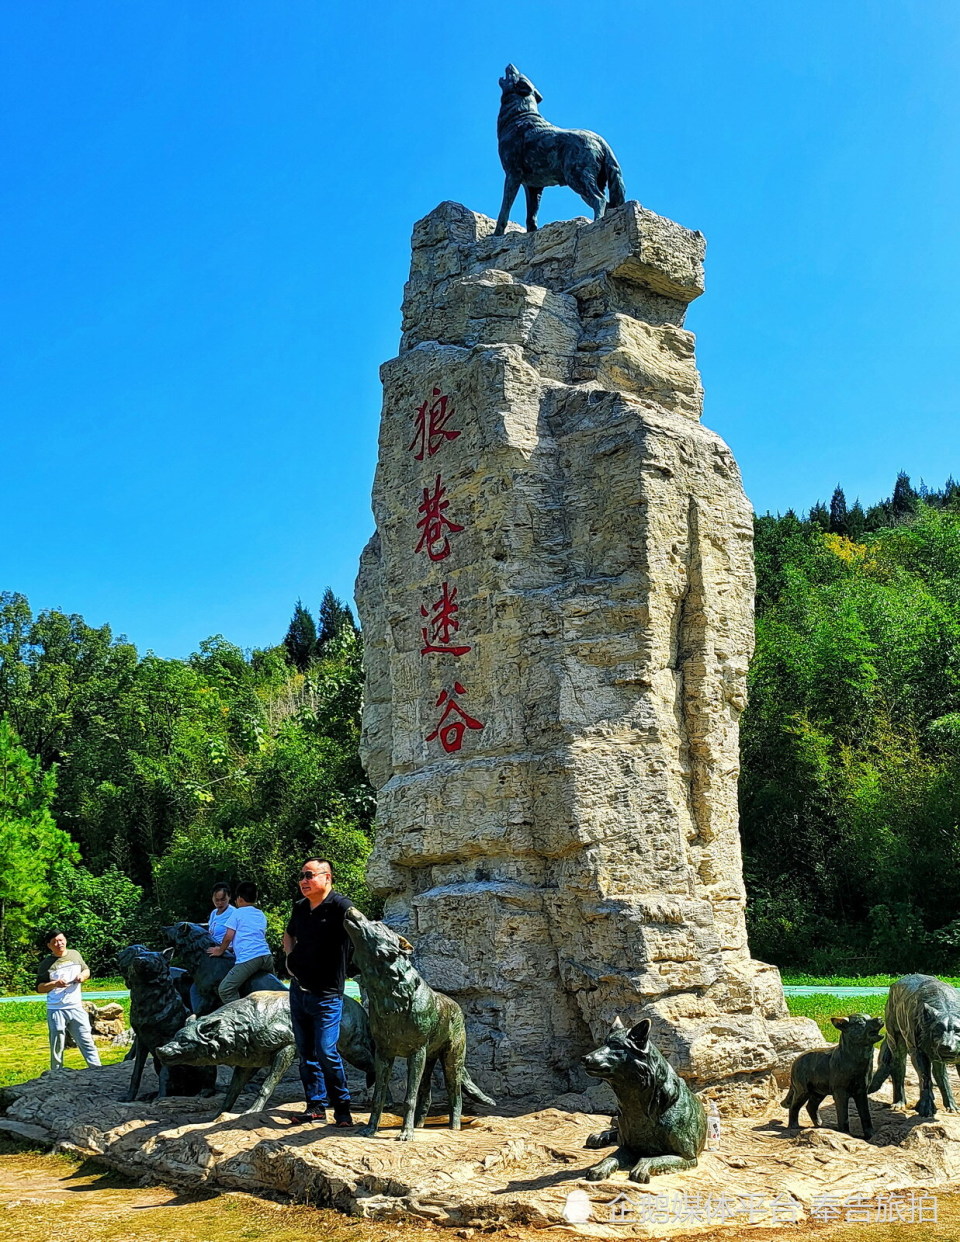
[35,929,102,1072]
[207,883,236,950]
[206,881,274,1005]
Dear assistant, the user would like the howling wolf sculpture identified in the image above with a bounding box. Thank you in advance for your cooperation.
[494,64,625,235]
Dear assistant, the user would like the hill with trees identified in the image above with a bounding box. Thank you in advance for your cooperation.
[743,473,960,973]
[0,593,371,986]
[4,472,960,987]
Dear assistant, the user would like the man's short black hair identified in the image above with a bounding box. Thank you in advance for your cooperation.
[236,881,258,903]
[43,928,66,947]
[212,882,231,897]
[302,858,334,878]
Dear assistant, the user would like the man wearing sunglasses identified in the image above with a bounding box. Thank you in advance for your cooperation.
[282,858,355,1126]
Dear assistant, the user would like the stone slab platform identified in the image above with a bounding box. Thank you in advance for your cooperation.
[3,1063,960,1234]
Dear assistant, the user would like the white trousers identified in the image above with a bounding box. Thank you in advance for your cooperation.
[47,1007,102,1071]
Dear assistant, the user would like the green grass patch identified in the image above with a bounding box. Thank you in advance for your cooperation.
[0,997,131,1087]
[786,992,887,1040]
[781,972,960,987]
[1,974,126,998]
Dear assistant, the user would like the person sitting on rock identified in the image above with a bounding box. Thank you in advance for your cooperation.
[206,881,274,1005]
[35,929,102,1073]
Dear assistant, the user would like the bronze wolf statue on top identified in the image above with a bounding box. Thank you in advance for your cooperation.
[494,64,625,235]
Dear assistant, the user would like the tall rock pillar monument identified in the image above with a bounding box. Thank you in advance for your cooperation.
[357,202,817,1110]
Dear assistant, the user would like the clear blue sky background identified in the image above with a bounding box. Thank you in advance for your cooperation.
[2,2,957,658]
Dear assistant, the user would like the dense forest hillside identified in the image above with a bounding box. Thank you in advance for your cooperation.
[3,473,960,987]
[0,590,372,986]
[743,474,960,972]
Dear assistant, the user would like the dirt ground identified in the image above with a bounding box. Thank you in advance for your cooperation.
[0,1141,957,1242]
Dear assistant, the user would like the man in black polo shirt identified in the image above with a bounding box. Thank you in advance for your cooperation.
[282,857,354,1126]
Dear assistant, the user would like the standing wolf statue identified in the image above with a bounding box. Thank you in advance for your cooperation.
[343,907,495,1140]
[494,63,625,234]
[870,974,960,1116]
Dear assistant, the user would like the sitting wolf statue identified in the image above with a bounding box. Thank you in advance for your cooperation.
[582,1016,706,1183]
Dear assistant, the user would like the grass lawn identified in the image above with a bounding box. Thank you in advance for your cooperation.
[1,975,126,998]
[785,992,887,1040]
[781,972,960,988]
[0,998,131,1088]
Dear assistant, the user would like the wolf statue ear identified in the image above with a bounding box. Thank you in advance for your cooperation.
[397,935,415,956]
[831,1016,849,1031]
[534,89,543,104]
[610,1015,626,1032]
[161,946,175,961]
[627,1019,652,1049]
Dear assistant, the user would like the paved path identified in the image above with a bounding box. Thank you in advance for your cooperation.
[1,980,364,1004]
[782,985,889,996]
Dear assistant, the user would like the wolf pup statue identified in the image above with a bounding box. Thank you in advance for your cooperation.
[870,974,960,1116]
[494,64,625,236]
[782,1013,884,1138]
[581,1017,706,1183]
[343,907,495,1141]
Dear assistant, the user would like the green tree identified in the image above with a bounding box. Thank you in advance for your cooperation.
[317,588,357,651]
[0,718,78,983]
[283,599,318,672]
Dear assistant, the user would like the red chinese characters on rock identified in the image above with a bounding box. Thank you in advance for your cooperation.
[408,385,485,751]
[414,474,464,562]
[409,388,461,461]
[420,581,471,657]
[425,682,485,753]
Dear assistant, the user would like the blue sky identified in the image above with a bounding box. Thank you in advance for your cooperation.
[2,2,958,658]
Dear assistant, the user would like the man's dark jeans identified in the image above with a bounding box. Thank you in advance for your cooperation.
[288,980,350,1113]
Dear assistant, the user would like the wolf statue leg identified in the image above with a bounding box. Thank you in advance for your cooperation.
[524,185,543,232]
[932,1058,958,1113]
[398,1046,427,1141]
[413,1058,437,1128]
[913,1049,936,1116]
[629,1154,699,1183]
[585,1145,634,1181]
[494,174,521,236]
[585,1126,618,1148]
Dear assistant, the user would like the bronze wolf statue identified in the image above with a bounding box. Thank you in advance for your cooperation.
[870,974,960,1116]
[782,1013,883,1138]
[494,64,625,235]
[582,1016,705,1183]
[343,907,495,1140]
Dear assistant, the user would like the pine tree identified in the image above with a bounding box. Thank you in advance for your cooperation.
[283,600,318,673]
[317,588,357,652]
[829,486,848,535]
[892,471,918,520]
[808,502,830,531]
[847,499,866,540]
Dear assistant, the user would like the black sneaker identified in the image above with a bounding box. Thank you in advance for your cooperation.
[290,1107,327,1124]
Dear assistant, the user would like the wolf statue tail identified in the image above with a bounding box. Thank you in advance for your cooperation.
[603,147,626,208]
[462,1070,497,1107]
[868,1039,892,1094]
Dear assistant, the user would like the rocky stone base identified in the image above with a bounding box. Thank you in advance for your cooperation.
[3,1062,959,1235]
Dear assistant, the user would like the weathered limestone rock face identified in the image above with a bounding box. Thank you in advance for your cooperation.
[356,200,820,1110]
